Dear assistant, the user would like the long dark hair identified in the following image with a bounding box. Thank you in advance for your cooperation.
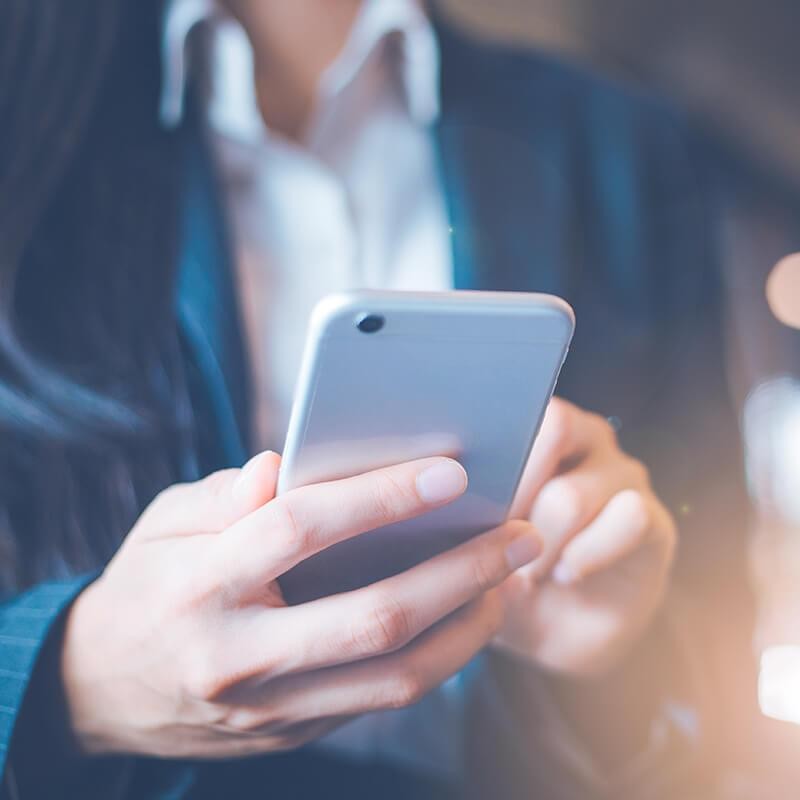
[0,0,197,592]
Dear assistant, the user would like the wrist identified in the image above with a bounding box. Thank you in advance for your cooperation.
[60,579,120,756]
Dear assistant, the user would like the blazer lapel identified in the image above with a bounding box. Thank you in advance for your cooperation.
[174,28,580,469]
[434,24,579,299]
[177,126,252,467]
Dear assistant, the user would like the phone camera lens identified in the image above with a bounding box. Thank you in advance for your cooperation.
[355,313,385,334]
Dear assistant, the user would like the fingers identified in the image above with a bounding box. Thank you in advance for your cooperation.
[510,398,612,519]
[227,592,503,727]
[211,457,468,593]
[232,451,282,508]
[527,453,647,578]
[551,489,676,584]
[134,451,281,539]
[508,396,669,589]
[232,520,541,677]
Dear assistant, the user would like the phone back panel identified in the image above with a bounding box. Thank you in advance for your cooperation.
[277,291,574,604]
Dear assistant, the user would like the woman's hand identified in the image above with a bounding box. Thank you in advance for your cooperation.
[61,453,541,759]
[497,398,677,677]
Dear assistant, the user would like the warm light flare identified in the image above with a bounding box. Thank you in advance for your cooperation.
[766,254,800,330]
[760,646,800,724]
[743,378,800,524]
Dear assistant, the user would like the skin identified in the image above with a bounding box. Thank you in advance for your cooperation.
[499,398,676,677]
[59,0,677,757]
[62,400,675,755]
[63,455,541,756]
[221,0,363,140]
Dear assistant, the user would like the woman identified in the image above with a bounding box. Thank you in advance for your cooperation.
[1,1,737,798]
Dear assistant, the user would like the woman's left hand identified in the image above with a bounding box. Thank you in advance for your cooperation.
[496,397,677,677]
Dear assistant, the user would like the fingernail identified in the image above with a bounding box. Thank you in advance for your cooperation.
[416,460,468,505]
[552,562,577,585]
[233,452,272,499]
[505,534,542,571]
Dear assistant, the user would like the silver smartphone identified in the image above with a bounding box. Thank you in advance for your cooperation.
[277,290,574,604]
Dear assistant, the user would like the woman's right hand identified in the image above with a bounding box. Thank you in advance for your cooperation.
[61,452,542,759]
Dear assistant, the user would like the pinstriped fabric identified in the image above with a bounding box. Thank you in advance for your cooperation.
[0,576,92,778]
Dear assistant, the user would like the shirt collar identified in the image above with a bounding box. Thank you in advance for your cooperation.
[160,0,441,139]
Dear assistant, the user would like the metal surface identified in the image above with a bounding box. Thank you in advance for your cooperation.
[278,290,574,604]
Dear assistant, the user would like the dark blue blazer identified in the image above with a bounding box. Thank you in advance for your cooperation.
[3,18,791,800]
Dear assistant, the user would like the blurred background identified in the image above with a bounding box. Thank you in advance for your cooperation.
[443,2,800,796]
[442,0,800,185]
[1,1,796,797]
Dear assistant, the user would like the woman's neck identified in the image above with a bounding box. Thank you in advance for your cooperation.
[221,0,363,141]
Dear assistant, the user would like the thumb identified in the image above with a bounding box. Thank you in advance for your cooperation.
[136,451,282,539]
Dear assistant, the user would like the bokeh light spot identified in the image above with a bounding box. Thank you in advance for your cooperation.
[766,254,800,329]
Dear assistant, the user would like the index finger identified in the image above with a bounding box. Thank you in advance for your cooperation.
[510,399,613,519]
[209,457,468,595]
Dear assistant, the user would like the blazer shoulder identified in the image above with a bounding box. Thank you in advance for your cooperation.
[437,19,698,156]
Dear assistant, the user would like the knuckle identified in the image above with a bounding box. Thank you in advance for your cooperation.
[470,549,504,593]
[370,472,414,525]
[184,656,226,702]
[223,709,259,734]
[588,411,616,446]
[627,457,651,487]
[147,484,183,516]
[269,497,312,558]
[617,489,651,533]
[385,668,427,709]
[224,706,282,735]
[602,416,619,445]
[353,593,413,654]
[168,564,221,612]
[540,477,583,530]
[200,468,237,499]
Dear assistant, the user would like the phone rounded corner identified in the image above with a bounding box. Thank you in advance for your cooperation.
[550,294,575,322]
[308,293,355,339]
[549,296,576,341]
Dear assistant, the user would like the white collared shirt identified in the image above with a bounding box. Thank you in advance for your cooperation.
[162,0,452,451]
[162,0,461,778]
